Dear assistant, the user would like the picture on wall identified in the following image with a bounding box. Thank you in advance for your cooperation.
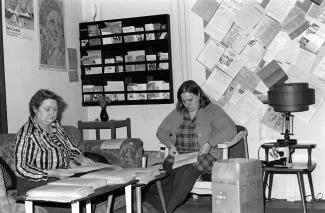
[38,0,66,70]
[4,0,35,38]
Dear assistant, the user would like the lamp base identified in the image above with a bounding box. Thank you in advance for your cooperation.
[276,138,297,146]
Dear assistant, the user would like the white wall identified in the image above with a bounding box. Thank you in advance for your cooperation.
[3,0,86,132]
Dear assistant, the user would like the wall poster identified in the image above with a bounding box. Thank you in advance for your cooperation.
[38,0,66,70]
[4,0,35,38]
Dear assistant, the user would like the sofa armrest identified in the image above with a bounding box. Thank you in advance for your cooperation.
[0,169,12,213]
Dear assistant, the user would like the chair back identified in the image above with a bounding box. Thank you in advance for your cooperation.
[228,125,249,158]
[78,118,131,140]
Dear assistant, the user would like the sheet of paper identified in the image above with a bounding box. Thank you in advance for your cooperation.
[260,106,283,133]
[240,39,267,71]
[256,60,288,88]
[253,14,281,47]
[173,152,198,169]
[100,138,126,149]
[265,0,296,24]
[232,66,261,92]
[204,4,234,41]
[263,31,291,65]
[215,48,237,72]
[259,123,282,144]
[191,0,220,22]
[295,95,324,123]
[202,68,233,102]
[233,0,264,29]
[221,23,252,54]
[306,0,325,24]
[196,38,226,71]
[223,89,264,125]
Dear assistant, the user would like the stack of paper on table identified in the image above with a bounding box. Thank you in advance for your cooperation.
[122,165,162,184]
[80,169,136,184]
[48,177,108,189]
[50,163,122,179]
[26,184,94,202]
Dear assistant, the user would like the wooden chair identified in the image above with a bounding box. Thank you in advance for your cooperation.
[190,125,249,197]
[77,118,131,140]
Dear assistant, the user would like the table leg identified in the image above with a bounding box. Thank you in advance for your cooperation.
[297,172,307,213]
[156,180,167,213]
[71,202,80,213]
[268,173,274,199]
[106,194,113,213]
[86,198,91,213]
[136,186,142,213]
[307,172,316,202]
[125,184,132,213]
[25,200,33,213]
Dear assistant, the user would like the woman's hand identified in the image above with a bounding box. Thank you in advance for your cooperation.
[199,142,211,156]
[168,144,179,157]
[75,154,95,166]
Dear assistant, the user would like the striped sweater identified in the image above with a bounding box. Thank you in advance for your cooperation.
[14,117,81,181]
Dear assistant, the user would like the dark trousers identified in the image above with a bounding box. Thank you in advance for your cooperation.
[143,163,202,213]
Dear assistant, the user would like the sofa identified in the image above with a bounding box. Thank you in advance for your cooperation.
[0,125,149,213]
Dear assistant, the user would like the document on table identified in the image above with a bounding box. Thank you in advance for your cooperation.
[49,163,122,179]
[26,184,94,202]
[47,177,108,189]
[173,152,198,169]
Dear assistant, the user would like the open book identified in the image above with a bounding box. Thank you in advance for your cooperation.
[26,184,94,202]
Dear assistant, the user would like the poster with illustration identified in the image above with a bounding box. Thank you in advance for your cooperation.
[4,0,34,38]
[38,0,66,70]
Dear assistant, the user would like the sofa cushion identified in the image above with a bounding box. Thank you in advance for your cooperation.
[79,138,143,168]
[0,134,16,171]
[0,157,16,190]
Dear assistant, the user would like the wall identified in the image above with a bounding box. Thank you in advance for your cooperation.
[3,0,86,132]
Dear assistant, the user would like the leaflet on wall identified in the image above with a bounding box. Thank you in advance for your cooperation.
[221,23,252,54]
[191,0,220,22]
[204,4,234,41]
[233,0,264,30]
[260,106,283,133]
[253,14,281,47]
[256,60,288,88]
[240,38,266,71]
[222,89,264,125]
[201,68,232,102]
[4,0,35,38]
[265,0,296,24]
[196,38,226,71]
[282,6,309,40]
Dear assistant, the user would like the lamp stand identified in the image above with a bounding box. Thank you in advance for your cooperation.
[276,112,297,146]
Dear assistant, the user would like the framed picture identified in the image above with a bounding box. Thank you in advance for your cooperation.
[38,0,66,70]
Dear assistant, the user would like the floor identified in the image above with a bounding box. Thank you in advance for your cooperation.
[113,196,325,213]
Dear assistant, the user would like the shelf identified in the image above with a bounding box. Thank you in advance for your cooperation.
[79,14,173,106]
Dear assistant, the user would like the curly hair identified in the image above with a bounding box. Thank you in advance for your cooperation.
[176,80,211,112]
[29,89,66,119]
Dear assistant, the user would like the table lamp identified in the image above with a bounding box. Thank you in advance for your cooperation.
[267,83,315,146]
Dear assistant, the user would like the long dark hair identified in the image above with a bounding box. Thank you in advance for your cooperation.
[176,80,211,112]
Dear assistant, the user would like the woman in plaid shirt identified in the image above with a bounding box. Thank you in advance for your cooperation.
[143,80,236,213]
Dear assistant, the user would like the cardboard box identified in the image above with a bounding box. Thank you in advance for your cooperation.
[212,158,263,213]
